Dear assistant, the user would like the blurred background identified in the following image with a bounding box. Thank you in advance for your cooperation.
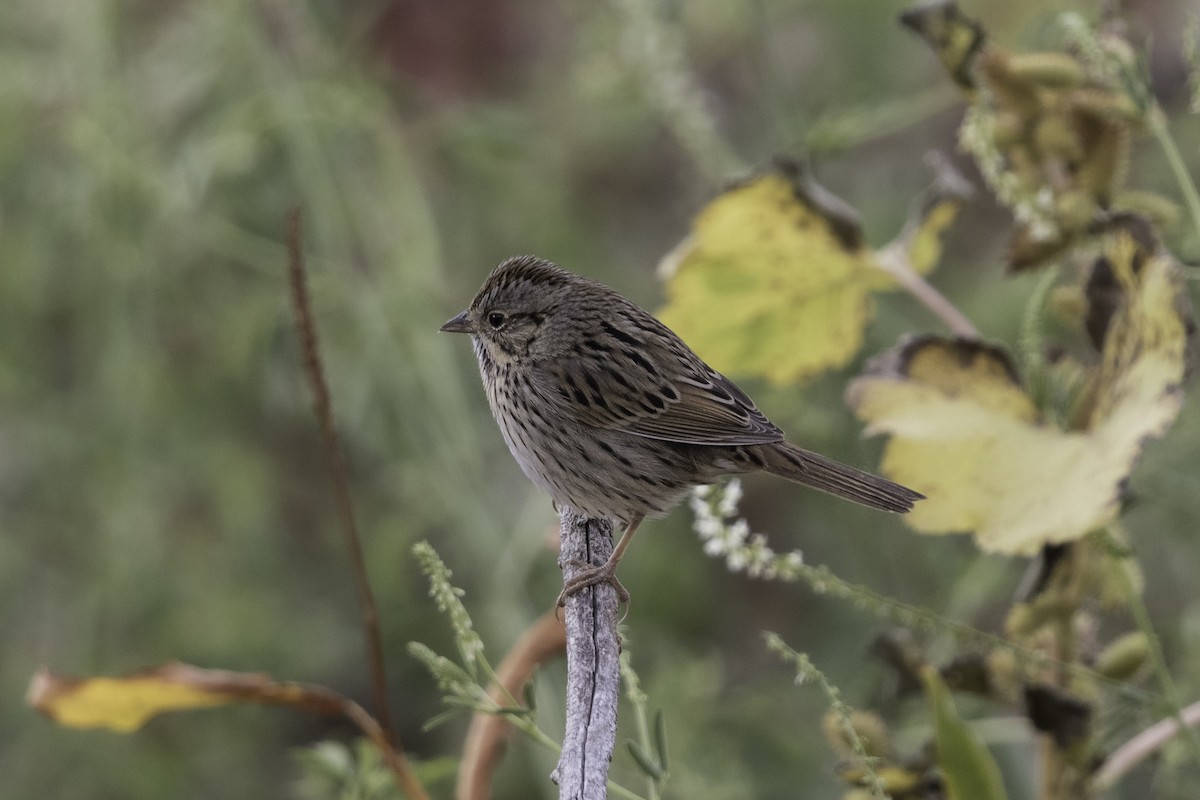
[2,0,1198,797]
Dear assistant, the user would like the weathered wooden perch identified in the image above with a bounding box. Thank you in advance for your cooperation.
[552,510,621,800]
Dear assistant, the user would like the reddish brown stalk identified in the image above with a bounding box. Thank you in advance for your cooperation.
[284,208,399,748]
[29,661,430,800]
[342,700,431,800]
[457,613,568,800]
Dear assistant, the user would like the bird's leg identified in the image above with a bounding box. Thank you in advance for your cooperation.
[556,515,644,607]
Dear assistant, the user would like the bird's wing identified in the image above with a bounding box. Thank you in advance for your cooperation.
[537,320,784,447]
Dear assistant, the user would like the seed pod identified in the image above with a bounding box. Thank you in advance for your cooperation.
[1035,114,1085,162]
[990,110,1026,149]
[1069,87,1142,123]
[1114,191,1181,230]
[1006,52,1087,88]
[1095,632,1150,681]
[823,709,893,759]
[1049,285,1086,328]
[1006,595,1077,638]
[1054,189,1099,231]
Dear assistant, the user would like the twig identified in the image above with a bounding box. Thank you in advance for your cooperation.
[690,490,1160,706]
[271,681,428,799]
[458,612,567,800]
[619,651,663,800]
[1148,105,1200,245]
[552,511,621,800]
[339,699,430,800]
[284,208,396,743]
[1109,534,1200,770]
[874,243,980,339]
[29,660,429,800]
[612,0,743,183]
[765,635,887,800]
[1094,699,1200,789]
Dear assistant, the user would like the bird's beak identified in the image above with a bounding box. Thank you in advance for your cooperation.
[440,310,474,334]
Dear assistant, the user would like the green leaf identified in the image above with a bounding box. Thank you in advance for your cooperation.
[627,741,664,779]
[923,668,1008,800]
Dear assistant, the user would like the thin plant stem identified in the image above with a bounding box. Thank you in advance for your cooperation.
[621,651,661,800]
[874,244,980,338]
[1095,699,1200,788]
[285,208,396,743]
[1147,105,1200,243]
[631,710,660,800]
[691,486,1162,704]
[341,700,432,800]
[1108,531,1200,770]
[765,634,887,800]
[802,86,961,154]
[1018,265,1060,415]
[608,780,649,800]
[457,613,565,800]
[612,0,743,182]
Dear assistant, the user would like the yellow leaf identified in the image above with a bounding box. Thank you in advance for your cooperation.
[903,185,970,275]
[658,159,965,385]
[847,228,1190,554]
[1087,233,1188,429]
[28,662,345,732]
[899,1,986,90]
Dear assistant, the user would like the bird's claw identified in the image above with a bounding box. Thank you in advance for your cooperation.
[556,559,630,607]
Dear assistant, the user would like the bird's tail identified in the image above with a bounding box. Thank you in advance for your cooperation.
[756,441,923,513]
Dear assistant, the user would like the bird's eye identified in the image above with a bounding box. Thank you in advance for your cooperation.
[487,311,507,329]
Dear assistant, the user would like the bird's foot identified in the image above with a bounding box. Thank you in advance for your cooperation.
[556,559,630,607]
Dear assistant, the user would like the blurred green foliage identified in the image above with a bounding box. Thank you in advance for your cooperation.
[3,0,1198,798]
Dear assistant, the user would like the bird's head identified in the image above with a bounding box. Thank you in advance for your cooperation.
[441,255,591,365]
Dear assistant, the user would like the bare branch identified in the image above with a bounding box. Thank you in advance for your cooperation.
[28,661,430,800]
[552,511,621,800]
[1094,699,1200,789]
[284,209,398,746]
[874,242,980,339]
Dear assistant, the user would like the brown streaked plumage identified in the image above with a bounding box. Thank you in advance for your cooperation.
[442,255,923,603]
